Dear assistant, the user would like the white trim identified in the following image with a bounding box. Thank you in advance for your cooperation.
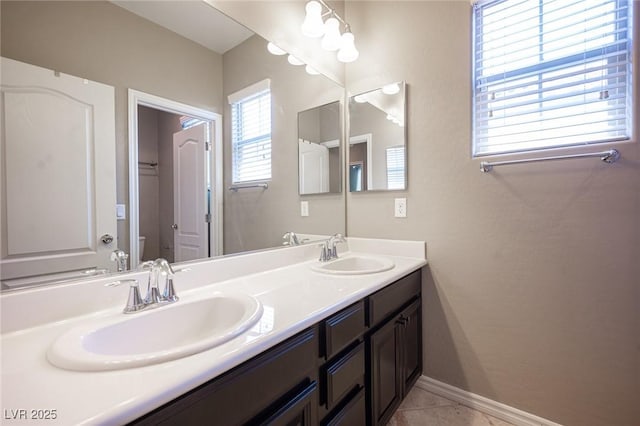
[227,78,271,105]
[349,133,373,190]
[127,89,223,268]
[416,376,563,426]
[320,139,340,149]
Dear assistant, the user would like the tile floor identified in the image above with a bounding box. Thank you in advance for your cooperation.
[389,386,515,426]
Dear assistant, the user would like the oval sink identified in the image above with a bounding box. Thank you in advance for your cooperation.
[311,255,395,275]
[47,292,263,371]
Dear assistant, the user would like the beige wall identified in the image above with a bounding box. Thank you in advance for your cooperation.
[345,2,640,425]
[1,1,224,255]
[222,34,345,254]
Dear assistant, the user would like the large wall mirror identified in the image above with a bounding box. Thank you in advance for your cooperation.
[0,0,345,290]
[298,101,342,195]
[348,82,407,192]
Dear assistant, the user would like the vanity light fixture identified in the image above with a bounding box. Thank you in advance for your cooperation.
[301,0,359,63]
[321,15,342,51]
[301,0,325,38]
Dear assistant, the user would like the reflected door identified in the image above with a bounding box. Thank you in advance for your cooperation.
[173,123,208,262]
[0,57,116,283]
[299,141,330,194]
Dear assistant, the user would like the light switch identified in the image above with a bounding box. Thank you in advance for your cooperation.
[300,201,309,217]
[394,198,407,218]
[116,204,126,220]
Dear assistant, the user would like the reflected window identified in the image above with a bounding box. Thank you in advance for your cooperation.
[386,146,405,190]
[349,163,363,192]
[230,80,272,183]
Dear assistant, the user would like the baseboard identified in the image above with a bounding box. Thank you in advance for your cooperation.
[416,376,563,426]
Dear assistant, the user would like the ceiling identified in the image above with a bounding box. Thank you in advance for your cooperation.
[111,1,254,54]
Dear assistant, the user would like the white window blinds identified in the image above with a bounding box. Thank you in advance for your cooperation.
[386,145,405,190]
[230,80,272,183]
[473,0,634,156]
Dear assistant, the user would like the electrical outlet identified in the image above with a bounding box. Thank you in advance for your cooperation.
[300,201,309,217]
[394,198,407,218]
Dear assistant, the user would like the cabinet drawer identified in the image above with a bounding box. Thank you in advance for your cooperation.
[132,327,318,425]
[323,387,365,426]
[323,342,365,410]
[367,269,421,327]
[323,300,366,359]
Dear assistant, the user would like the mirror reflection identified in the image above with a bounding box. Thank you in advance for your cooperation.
[0,1,345,290]
[298,101,342,195]
[348,82,406,192]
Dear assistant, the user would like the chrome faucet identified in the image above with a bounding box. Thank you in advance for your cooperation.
[319,233,346,262]
[115,258,178,314]
[283,231,301,246]
[110,249,129,272]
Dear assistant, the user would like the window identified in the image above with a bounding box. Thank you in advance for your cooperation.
[386,145,405,190]
[229,79,272,183]
[473,0,634,156]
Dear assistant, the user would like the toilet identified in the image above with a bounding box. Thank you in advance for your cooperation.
[139,236,146,261]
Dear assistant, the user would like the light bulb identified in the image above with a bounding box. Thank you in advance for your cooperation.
[382,83,400,95]
[301,1,325,38]
[337,30,359,63]
[288,55,305,66]
[267,42,286,56]
[305,65,320,75]
[321,17,342,51]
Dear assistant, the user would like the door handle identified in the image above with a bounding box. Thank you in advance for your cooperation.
[171,224,178,230]
[100,234,114,244]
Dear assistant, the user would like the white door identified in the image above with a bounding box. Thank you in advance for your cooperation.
[173,123,208,262]
[0,57,117,283]
[299,140,330,194]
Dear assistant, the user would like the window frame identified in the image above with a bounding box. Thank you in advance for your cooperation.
[471,0,635,158]
[229,79,272,185]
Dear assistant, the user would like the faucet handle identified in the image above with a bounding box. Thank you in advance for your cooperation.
[163,277,179,303]
[122,280,145,314]
[318,241,330,262]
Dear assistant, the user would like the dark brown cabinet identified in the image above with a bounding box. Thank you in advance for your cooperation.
[367,271,422,426]
[130,269,422,426]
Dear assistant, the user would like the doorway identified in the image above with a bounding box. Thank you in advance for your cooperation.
[128,90,222,268]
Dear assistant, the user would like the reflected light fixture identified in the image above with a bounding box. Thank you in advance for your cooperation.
[305,65,320,75]
[267,42,286,56]
[301,0,325,38]
[287,55,305,66]
[301,0,358,63]
[354,94,367,103]
[382,83,400,95]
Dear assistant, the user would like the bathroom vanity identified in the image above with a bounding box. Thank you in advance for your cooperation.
[133,270,421,425]
[0,238,426,425]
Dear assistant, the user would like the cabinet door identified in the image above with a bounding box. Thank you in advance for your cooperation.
[368,316,402,426]
[399,300,422,393]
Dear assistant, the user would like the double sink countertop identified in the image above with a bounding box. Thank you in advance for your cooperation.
[0,238,426,425]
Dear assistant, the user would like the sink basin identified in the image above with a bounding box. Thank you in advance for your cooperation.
[47,292,263,371]
[311,255,395,275]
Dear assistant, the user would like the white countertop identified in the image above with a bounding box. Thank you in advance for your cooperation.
[0,238,426,425]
